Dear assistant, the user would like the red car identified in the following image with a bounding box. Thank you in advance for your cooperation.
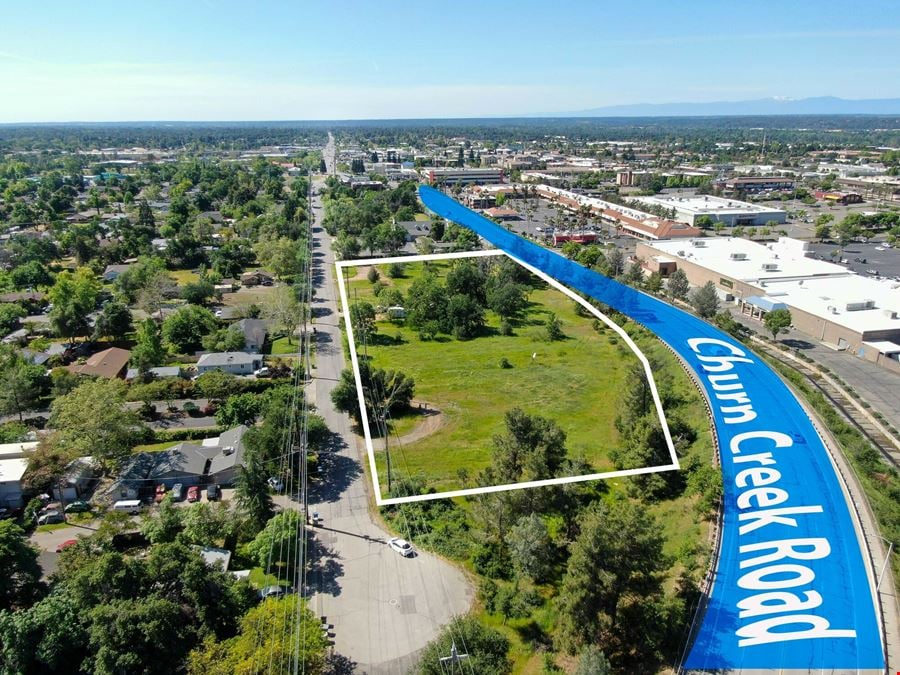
[55,539,78,553]
[154,484,167,503]
[186,486,200,503]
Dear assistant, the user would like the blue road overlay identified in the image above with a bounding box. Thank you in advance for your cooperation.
[418,185,884,670]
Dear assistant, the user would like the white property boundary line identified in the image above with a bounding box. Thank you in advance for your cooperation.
[335,249,678,506]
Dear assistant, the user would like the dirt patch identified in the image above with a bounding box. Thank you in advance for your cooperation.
[393,400,444,446]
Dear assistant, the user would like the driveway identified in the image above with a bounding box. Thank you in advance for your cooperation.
[305,166,473,673]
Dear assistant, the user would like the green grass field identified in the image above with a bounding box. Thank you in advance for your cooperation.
[348,259,641,496]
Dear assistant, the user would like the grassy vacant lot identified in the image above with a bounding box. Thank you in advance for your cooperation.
[347,259,643,495]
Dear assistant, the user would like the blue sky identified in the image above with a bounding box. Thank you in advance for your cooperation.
[1,0,898,121]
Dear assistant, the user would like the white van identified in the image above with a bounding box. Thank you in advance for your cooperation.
[112,499,143,515]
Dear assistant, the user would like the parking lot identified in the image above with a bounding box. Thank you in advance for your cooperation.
[806,240,900,280]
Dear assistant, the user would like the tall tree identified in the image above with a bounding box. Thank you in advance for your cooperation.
[162,305,217,353]
[666,269,689,300]
[235,443,275,534]
[130,318,166,373]
[0,347,47,423]
[93,301,133,341]
[48,267,100,340]
[555,501,667,652]
[417,617,511,675]
[763,307,792,341]
[0,520,42,611]
[690,281,720,318]
[49,379,144,469]
[490,408,567,483]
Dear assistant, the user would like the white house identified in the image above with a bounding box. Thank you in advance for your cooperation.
[196,352,263,376]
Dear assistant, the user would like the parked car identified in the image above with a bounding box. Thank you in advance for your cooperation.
[55,539,78,553]
[0,507,15,520]
[258,585,291,600]
[308,511,321,527]
[64,500,91,514]
[154,484,167,503]
[171,483,184,501]
[254,367,271,378]
[267,477,284,492]
[388,537,414,557]
[37,510,65,525]
[187,486,200,503]
[206,484,220,501]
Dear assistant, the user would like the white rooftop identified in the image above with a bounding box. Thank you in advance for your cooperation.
[0,457,28,483]
[636,194,785,216]
[0,441,38,460]
[648,237,900,335]
[649,237,843,281]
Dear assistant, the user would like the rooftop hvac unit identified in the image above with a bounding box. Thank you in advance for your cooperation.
[691,240,706,247]
[761,263,779,271]
[222,446,234,456]
[883,309,898,319]
[677,250,685,256]
[845,300,876,312]
[827,305,839,315]
[729,252,748,261]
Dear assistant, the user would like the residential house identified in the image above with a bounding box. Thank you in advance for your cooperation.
[52,456,99,501]
[239,270,275,287]
[110,425,248,498]
[196,351,262,376]
[231,318,267,353]
[67,347,132,379]
[102,264,132,281]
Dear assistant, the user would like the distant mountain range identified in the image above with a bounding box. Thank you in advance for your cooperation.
[540,96,900,117]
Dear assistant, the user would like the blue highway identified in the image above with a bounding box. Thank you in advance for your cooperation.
[419,185,884,670]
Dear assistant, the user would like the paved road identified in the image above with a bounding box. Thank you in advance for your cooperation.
[305,161,472,673]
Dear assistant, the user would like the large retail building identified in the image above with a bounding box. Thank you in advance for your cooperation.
[637,236,900,372]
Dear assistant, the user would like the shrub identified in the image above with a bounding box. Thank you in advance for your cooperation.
[499,357,512,369]
[387,262,405,278]
[499,319,513,336]
[366,266,380,283]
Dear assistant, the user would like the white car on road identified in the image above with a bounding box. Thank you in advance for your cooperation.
[388,537,414,557]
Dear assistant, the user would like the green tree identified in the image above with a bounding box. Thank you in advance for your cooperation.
[195,370,240,401]
[93,300,133,341]
[555,500,667,652]
[86,597,189,675]
[508,513,553,582]
[545,313,564,341]
[447,293,485,339]
[666,269,689,300]
[644,271,663,294]
[130,318,166,373]
[446,260,487,305]
[48,267,101,340]
[690,281,720,318]
[350,301,377,342]
[186,596,327,675]
[215,392,262,427]
[486,282,527,321]
[694,215,714,230]
[260,285,300,345]
[202,327,246,353]
[406,273,449,333]
[0,591,87,674]
[50,379,144,469]
[0,303,26,334]
[180,280,215,305]
[0,347,47,423]
[162,304,217,353]
[763,307,792,341]
[490,408,567,483]
[253,237,304,280]
[235,443,275,534]
[417,616,511,675]
[246,510,301,573]
[0,520,42,611]
[574,645,612,675]
[140,496,184,544]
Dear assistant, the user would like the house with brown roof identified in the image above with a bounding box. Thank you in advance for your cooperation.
[67,347,132,379]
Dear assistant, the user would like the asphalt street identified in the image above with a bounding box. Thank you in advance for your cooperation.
[305,138,473,673]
